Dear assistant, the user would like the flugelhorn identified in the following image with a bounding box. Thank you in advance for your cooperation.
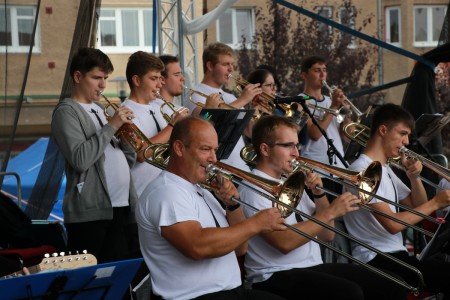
[156,91,188,124]
[322,80,364,121]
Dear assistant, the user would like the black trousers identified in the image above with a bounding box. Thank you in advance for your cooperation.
[151,285,285,300]
[252,263,408,300]
[369,251,450,299]
[65,206,138,264]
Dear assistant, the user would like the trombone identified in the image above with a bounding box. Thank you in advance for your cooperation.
[322,80,364,121]
[156,91,188,124]
[143,144,425,294]
[343,122,446,191]
[241,143,443,230]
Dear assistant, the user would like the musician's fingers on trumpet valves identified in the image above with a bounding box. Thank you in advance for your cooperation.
[109,106,135,129]
[168,106,190,126]
[233,82,263,108]
[204,93,225,108]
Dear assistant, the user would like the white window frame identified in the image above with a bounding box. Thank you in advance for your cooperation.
[215,8,255,49]
[97,7,157,54]
[413,5,447,47]
[339,5,357,48]
[316,6,333,39]
[0,5,40,53]
[385,6,401,46]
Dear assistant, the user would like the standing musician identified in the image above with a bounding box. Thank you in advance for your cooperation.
[187,42,263,171]
[156,55,186,117]
[122,51,189,197]
[135,116,286,300]
[300,55,349,196]
[343,103,450,298]
[51,48,138,264]
[239,115,407,300]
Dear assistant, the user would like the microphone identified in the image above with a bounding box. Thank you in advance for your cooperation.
[274,94,315,105]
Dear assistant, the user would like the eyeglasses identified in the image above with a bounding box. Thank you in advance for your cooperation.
[268,142,302,151]
[262,83,277,90]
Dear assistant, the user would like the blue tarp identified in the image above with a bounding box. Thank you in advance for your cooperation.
[1,138,64,221]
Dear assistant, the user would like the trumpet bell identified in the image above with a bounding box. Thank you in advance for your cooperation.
[277,171,305,218]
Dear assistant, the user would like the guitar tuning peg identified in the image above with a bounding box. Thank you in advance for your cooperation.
[82,250,87,254]
[60,252,65,256]
[44,253,50,258]
[52,252,58,257]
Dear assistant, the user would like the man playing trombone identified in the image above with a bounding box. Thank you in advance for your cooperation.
[135,116,286,300]
[343,103,450,298]
[239,115,408,300]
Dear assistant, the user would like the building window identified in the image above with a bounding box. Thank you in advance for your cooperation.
[0,5,40,53]
[339,5,356,48]
[316,6,333,41]
[216,8,254,49]
[386,7,401,46]
[97,8,156,53]
[414,6,446,47]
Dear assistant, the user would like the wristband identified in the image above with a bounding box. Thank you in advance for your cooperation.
[313,192,326,199]
[226,203,241,211]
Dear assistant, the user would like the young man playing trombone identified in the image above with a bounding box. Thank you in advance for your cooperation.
[343,103,450,298]
[135,116,286,300]
[239,115,407,300]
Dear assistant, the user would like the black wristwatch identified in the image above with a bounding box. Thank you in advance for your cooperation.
[226,203,241,211]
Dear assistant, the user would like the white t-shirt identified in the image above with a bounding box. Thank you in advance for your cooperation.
[239,169,323,284]
[79,102,130,207]
[189,83,250,172]
[301,95,346,169]
[121,99,165,197]
[135,171,241,300]
[343,154,410,263]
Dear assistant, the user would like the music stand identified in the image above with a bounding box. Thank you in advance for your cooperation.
[415,113,450,146]
[0,258,143,300]
[419,211,450,261]
[200,108,255,160]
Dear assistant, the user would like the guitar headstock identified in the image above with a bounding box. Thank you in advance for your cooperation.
[38,251,97,272]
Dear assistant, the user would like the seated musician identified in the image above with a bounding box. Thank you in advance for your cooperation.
[135,116,286,300]
[343,103,450,298]
[239,114,407,300]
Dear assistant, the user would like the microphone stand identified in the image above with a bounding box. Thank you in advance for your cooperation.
[299,101,349,168]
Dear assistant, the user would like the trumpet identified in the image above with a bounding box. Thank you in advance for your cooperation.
[232,75,276,113]
[183,86,235,109]
[156,91,188,124]
[306,102,352,124]
[322,80,364,121]
[101,93,148,153]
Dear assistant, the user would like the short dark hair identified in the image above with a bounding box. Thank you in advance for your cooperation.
[247,69,273,85]
[252,115,299,160]
[202,42,234,73]
[300,55,326,73]
[371,103,415,137]
[159,55,179,78]
[69,48,113,82]
[126,51,165,88]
